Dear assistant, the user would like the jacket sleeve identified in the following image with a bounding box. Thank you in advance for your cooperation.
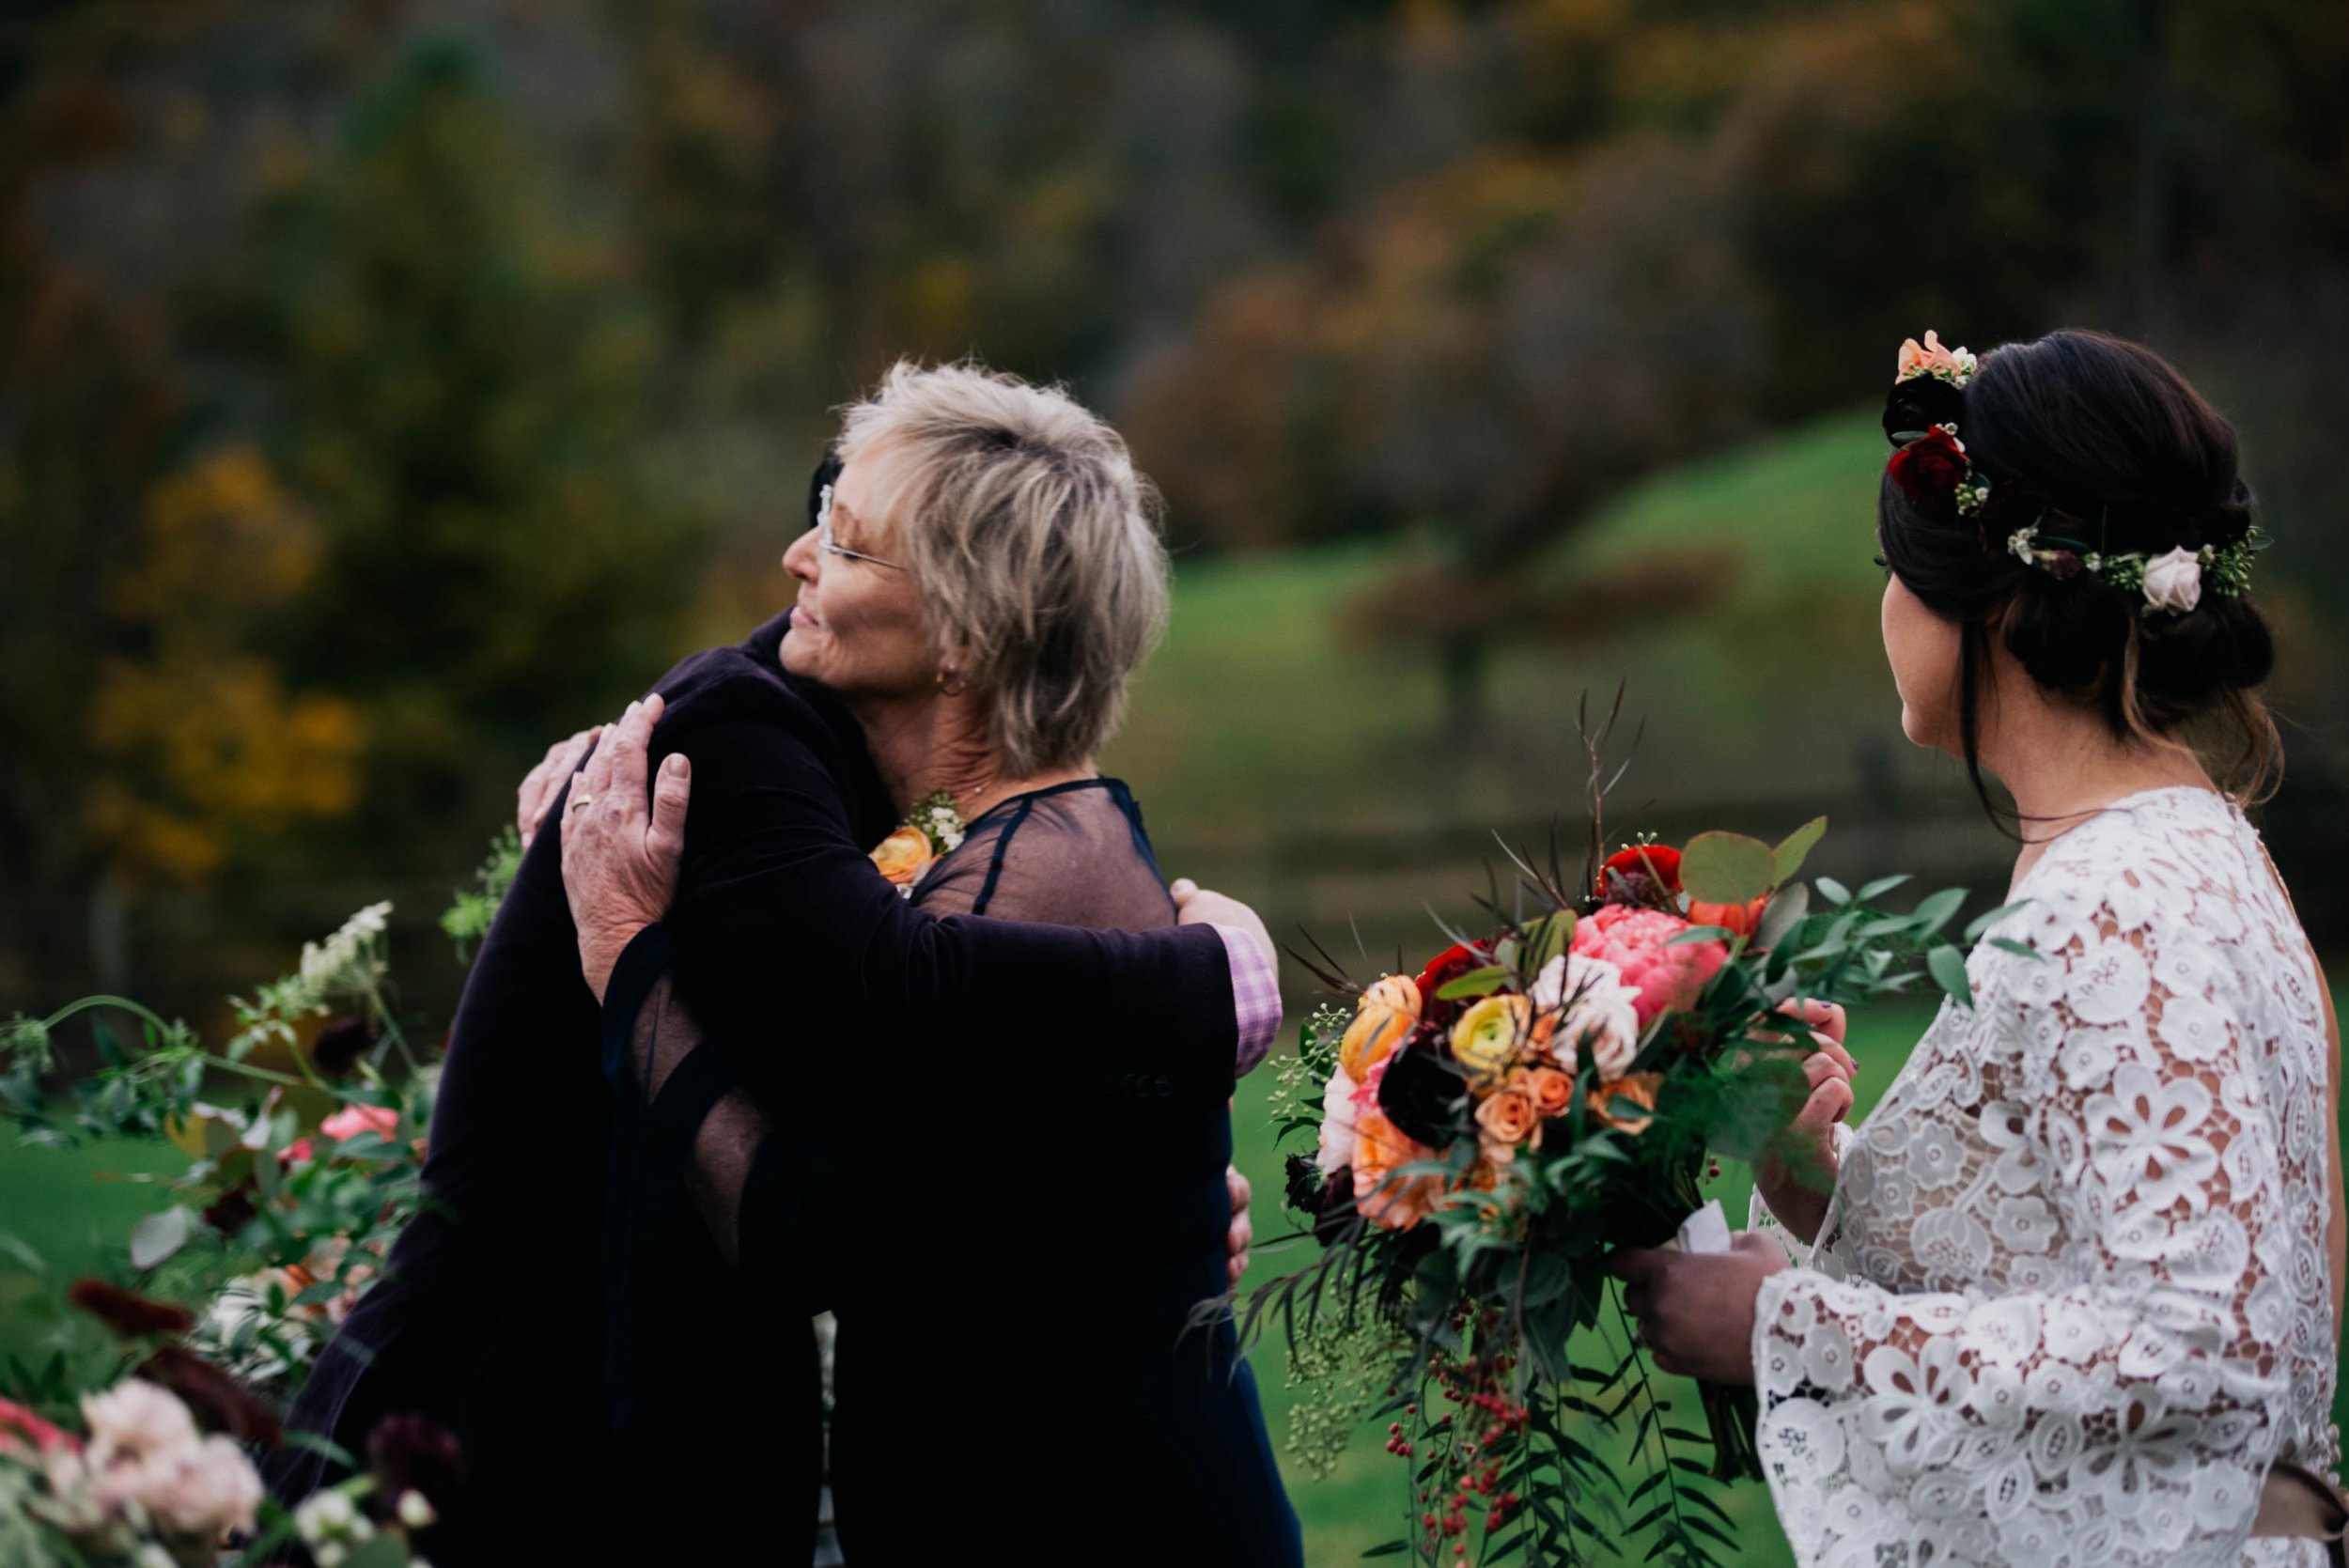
[649,689,1245,1112]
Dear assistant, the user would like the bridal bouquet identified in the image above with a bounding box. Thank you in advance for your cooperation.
[1252,720,1994,1566]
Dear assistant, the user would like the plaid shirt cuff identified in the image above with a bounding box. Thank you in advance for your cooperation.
[1211,924,1282,1075]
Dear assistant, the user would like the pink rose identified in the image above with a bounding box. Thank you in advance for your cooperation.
[1569,905,1728,1025]
[319,1104,398,1143]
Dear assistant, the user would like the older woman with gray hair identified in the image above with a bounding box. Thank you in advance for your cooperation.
[552,361,1302,1565]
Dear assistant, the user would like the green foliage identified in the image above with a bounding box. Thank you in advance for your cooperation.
[440,827,525,961]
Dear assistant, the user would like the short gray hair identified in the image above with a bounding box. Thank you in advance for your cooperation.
[836,360,1171,777]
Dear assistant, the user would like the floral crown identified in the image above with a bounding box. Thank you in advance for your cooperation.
[1882,331,2265,615]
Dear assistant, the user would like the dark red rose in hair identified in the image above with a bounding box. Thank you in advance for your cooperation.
[1595,845,1682,905]
[1887,427,1968,520]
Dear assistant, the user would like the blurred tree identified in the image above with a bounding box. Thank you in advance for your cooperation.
[219,39,711,875]
[91,447,363,887]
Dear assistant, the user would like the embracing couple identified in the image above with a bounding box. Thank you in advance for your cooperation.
[267,362,1302,1565]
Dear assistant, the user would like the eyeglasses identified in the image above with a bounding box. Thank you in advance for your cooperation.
[814,484,907,571]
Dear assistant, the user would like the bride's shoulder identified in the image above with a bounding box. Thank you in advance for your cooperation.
[1981,786,2269,1001]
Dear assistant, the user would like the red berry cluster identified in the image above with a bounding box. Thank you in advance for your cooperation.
[1397,1344,1532,1560]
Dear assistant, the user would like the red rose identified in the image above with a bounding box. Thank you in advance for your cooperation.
[1414,942,1483,1009]
[1595,845,1682,905]
[1887,427,1968,518]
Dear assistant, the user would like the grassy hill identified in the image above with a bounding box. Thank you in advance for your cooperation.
[1109,408,1907,851]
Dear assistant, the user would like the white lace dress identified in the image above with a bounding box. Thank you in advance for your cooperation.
[1750,786,2341,1567]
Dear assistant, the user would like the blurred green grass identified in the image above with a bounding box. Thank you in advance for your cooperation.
[1112,408,1897,847]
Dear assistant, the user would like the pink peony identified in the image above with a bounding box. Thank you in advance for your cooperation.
[319,1104,399,1143]
[1569,905,1729,1026]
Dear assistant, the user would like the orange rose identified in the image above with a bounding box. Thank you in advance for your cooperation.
[1687,893,1769,938]
[1474,1086,1539,1154]
[1587,1072,1662,1135]
[1341,974,1422,1080]
[869,826,934,887]
[1353,1108,1440,1232]
[1518,1066,1573,1119]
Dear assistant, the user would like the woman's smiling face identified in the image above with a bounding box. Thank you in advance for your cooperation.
[780,441,937,703]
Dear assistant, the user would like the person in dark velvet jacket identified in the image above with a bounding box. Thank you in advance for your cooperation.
[563,364,1301,1566]
[265,576,1277,1559]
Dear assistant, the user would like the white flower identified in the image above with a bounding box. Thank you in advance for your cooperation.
[142,1435,262,1538]
[397,1488,438,1529]
[1316,1063,1361,1175]
[295,902,394,1005]
[1530,954,1641,1076]
[81,1381,198,1472]
[296,1486,359,1545]
[2140,547,2202,613]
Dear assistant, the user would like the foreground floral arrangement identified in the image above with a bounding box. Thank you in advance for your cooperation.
[0,834,521,1566]
[1249,712,2001,1567]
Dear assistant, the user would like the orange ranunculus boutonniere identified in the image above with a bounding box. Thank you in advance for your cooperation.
[870,826,934,888]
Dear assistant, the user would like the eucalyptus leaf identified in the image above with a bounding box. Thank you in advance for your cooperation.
[1989,937,2041,959]
[1529,911,1576,969]
[1816,876,1853,906]
[1927,944,1974,1007]
[1857,874,1913,902]
[1435,966,1511,1001]
[1772,816,1828,884]
[1682,831,1778,903]
[1752,881,1810,952]
[1963,900,2030,942]
[1911,886,1968,938]
[129,1206,190,1271]
[1665,925,1735,947]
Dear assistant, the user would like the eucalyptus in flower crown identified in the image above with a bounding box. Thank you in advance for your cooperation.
[1882,329,2267,615]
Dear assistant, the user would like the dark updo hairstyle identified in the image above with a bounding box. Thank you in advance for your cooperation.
[1876,329,2279,832]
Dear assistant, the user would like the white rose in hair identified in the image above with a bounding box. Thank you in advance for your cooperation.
[2141,547,2203,613]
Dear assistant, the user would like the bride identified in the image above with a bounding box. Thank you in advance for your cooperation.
[1615,329,2344,1564]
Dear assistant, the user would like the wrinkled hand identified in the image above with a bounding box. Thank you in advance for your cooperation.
[1169,877,1274,972]
[1225,1162,1253,1289]
[560,693,691,1002]
[1751,998,1855,1247]
[519,726,600,848]
[1608,1232,1787,1384]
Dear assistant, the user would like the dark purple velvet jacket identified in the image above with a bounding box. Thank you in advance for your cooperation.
[268,613,1242,1563]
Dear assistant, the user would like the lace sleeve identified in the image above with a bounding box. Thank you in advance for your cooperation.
[1750,896,2301,1565]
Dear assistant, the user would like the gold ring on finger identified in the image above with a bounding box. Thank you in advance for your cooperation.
[570,793,594,811]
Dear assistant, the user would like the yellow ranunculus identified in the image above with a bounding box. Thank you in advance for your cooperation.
[1450,993,1530,1079]
[869,826,934,887]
